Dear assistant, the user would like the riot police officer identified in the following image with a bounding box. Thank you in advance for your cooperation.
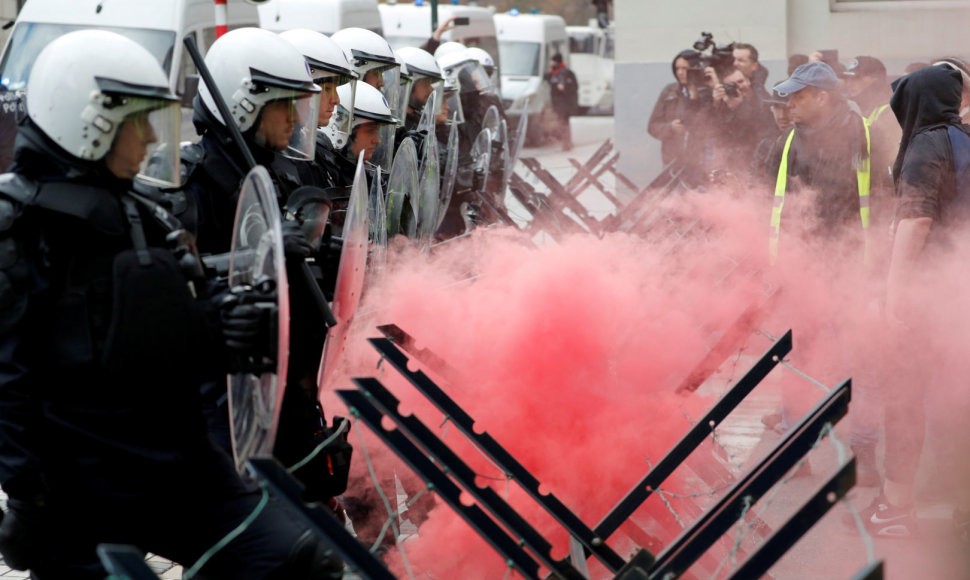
[0,30,342,579]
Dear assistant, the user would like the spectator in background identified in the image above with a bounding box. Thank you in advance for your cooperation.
[709,66,777,177]
[545,53,578,151]
[733,42,769,98]
[844,56,900,197]
[648,49,704,166]
[788,54,809,76]
[751,82,792,181]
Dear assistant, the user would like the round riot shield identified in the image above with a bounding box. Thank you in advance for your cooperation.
[227,166,289,473]
[496,118,512,195]
[317,152,370,392]
[369,166,388,270]
[386,137,420,237]
[437,115,460,230]
[374,123,398,176]
[504,103,529,191]
[471,128,493,194]
[417,133,441,242]
[481,105,501,138]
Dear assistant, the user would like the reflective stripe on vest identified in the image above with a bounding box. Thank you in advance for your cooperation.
[866,104,890,127]
[769,121,872,265]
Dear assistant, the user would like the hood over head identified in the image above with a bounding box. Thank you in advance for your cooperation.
[891,63,964,181]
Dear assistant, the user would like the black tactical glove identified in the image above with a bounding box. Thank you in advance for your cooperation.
[282,219,311,261]
[217,286,278,373]
[0,497,50,571]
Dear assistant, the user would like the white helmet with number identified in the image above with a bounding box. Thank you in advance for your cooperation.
[279,29,357,86]
[199,27,321,159]
[27,29,182,186]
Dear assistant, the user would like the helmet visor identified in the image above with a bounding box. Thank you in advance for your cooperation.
[257,92,320,161]
[323,81,356,149]
[396,76,414,121]
[441,89,464,125]
[132,100,181,188]
[461,61,497,95]
[380,66,402,122]
[410,78,445,117]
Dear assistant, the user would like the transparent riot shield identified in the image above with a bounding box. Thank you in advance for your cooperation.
[504,101,530,192]
[386,137,420,238]
[369,165,388,270]
[437,114,460,230]
[481,104,501,138]
[416,93,441,242]
[374,123,397,176]
[227,166,290,473]
[317,152,370,392]
[470,128,493,195]
[496,118,512,196]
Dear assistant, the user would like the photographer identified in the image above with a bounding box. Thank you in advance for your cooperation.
[648,49,709,167]
[709,66,777,177]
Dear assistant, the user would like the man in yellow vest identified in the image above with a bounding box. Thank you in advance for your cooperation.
[763,62,876,481]
[844,56,901,204]
[767,61,872,262]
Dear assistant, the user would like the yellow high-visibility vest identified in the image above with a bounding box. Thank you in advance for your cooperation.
[769,121,871,265]
[866,104,890,127]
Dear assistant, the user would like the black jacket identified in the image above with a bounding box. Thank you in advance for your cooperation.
[185,100,287,255]
[766,97,870,234]
[0,122,224,502]
[546,64,578,116]
[890,64,970,231]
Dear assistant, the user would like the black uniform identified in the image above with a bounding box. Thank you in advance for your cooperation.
[183,101,351,506]
[0,119,341,579]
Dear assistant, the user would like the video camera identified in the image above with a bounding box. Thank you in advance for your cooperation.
[684,32,736,85]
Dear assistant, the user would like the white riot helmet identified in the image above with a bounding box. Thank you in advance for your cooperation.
[279,29,357,86]
[279,29,358,128]
[396,46,444,117]
[465,46,498,84]
[26,30,181,186]
[324,82,396,151]
[433,41,468,60]
[199,27,321,160]
[331,28,401,129]
[438,49,497,97]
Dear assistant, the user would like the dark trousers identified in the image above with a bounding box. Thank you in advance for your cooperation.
[29,446,322,580]
[551,109,572,149]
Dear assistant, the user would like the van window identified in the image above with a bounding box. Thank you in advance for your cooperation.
[499,41,540,77]
[570,33,595,55]
[0,22,175,91]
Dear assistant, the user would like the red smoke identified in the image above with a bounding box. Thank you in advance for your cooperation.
[318,189,970,579]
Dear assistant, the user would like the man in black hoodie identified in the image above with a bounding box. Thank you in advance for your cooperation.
[855,63,970,538]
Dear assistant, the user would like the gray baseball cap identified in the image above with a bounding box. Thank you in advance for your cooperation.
[775,61,840,96]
